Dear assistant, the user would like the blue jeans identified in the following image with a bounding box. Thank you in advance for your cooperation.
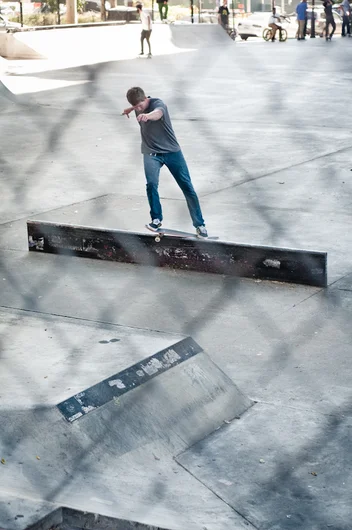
[143,150,205,228]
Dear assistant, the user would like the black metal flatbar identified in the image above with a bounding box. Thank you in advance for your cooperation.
[27,220,327,287]
[57,337,203,422]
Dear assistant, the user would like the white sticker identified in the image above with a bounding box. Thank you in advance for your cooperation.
[108,379,126,389]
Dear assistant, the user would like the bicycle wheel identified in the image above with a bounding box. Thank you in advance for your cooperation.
[263,28,272,41]
[279,28,288,41]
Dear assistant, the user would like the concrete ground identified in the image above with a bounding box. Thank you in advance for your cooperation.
[1,23,352,530]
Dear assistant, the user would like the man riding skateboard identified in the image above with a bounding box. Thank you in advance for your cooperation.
[122,87,208,238]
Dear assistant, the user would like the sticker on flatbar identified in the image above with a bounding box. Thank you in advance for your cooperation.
[57,337,203,422]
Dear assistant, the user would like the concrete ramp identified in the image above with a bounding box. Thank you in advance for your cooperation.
[0,24,232,61]
[169,24,233,49]
[0,308,252,530]
[0,25,155,60]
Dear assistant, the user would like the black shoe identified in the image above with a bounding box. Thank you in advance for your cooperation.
[139,52,144,56]
[147,219,162,231]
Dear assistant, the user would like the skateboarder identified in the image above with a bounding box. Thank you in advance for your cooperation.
[136,4,152,57]
[323,0,336,40]
[122,87,208,238]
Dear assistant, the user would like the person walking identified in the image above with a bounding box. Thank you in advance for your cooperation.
[296,0,307,40]
[218,0,230,30]
[136,4,152,57]
[157,0,168,22]
[122,87,208,238]
[323,0,336,40]
[339,0,351,36]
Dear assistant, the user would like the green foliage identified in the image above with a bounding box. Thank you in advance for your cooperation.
[11,11,102,26]
[41,0,85,15]
[45,0,60,12]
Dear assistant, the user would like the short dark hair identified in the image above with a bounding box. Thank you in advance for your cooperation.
[126,87,146,105]
[136,3,142,9]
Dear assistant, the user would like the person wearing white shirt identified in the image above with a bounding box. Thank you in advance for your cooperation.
[268,8,282,41]
[136,4,152,57]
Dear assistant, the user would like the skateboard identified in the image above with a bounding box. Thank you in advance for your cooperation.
[138,54,152,59]
[146,225,219,243]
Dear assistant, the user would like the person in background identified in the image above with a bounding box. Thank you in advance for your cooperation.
[218,0,230,30]
[157,0,168,22]
[296,0,308,40]
[303,11,308,37]
[339,0,351,36]
[136,4,152,57]
[323,0,336,40]
[268,7,283,41]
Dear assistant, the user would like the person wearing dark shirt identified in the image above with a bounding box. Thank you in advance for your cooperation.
[122,87,208,238]
[218,0,230,29]
[323,0,336,40]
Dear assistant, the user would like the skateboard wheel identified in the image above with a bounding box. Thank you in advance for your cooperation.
[155,236,161,242]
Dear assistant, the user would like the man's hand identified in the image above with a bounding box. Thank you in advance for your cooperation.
[137,113,149,123]
[122,107,134,118]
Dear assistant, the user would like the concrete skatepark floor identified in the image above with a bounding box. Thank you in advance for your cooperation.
[1,23,352,530]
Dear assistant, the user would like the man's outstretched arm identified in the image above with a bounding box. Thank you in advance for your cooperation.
[137,108,163,122]
[122,106,135,118]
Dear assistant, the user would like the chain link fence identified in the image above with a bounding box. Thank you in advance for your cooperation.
[1,23,352,530]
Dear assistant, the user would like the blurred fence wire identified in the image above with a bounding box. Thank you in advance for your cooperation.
[1,23,352,530]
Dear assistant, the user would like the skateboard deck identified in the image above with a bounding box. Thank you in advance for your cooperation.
[146,225,219,242]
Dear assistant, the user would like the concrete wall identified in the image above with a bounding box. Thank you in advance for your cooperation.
[0,32,45,59]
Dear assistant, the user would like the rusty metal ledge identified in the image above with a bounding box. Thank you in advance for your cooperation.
[27,220,327,287]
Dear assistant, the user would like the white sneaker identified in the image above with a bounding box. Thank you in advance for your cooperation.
[196,226,208,238]
[147,219,162,231]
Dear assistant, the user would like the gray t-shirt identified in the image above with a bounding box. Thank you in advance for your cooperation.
[136,97,180,154]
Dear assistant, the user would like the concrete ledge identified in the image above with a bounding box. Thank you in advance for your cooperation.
[0,500,172,530]
[0,32,45,59]
[29,21,127,31]
[0,492,62,530]
[61,507,173,530]
[57,337,203,422]
[27,220,328,287]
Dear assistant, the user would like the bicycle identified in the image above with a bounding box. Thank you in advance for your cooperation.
[263,26,288,41]
[263,15,290,41]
